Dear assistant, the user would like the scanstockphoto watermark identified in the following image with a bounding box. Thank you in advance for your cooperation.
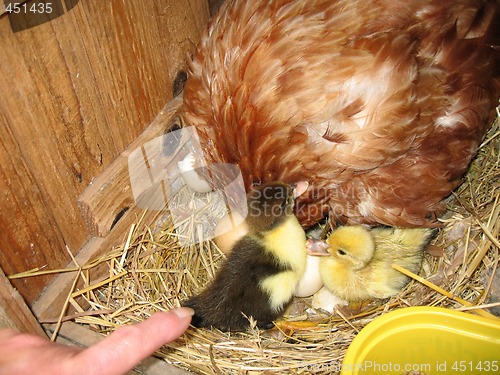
[343,360,498,373]
[306,361,432,373]
[128,127,248,245]
[342,361,433,373]
[305,360,499,374]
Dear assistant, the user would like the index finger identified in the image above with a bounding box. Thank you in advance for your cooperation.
[73,308,193,375]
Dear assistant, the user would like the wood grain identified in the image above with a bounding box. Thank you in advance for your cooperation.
[0,266,47,336]
[34,98,183,322]
[78,97,183,237]
[0,0,209,304]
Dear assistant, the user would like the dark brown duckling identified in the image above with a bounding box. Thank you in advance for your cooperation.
[184,181,308,331]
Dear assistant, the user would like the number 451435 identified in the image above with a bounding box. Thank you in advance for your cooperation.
[6,2,53,14]
[452,361,498,372]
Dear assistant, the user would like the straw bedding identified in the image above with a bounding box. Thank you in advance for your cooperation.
[23,110,500,374]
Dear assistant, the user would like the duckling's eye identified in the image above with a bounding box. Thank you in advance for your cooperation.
[337,249,347,256]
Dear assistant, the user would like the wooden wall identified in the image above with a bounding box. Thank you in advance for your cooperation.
[0,266,46,335]
[0,0,210,305]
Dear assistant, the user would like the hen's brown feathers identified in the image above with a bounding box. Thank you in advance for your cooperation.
[182,0,500,227]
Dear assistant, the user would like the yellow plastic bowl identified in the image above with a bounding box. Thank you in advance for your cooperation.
[341,306,500,375]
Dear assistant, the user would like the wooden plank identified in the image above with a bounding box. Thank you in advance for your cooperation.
[32,207,161,322]
[0,266,46,337]
[31,237,104,322]
[33,98,183,322]
[0,109,70,304]
[0,0,209,304]
[78,97,183,237]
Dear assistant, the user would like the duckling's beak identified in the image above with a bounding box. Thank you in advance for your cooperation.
[292,181,309,198]
[305,238,331,256]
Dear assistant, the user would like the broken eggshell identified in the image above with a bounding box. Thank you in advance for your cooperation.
[177,151,213,193]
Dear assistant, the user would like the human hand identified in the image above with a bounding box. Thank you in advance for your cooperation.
[0,307,193,375]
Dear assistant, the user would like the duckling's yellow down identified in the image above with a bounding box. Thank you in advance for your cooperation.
[258,215,307,311]
[320,226,434,302]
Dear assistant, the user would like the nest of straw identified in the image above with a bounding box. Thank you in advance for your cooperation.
[54,110,500,374]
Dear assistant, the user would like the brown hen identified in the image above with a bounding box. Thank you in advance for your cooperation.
[181,0,500,228]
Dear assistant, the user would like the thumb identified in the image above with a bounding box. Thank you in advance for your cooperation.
[74,307,193,375]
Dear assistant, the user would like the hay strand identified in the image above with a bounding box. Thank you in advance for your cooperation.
[10,110,499,374]
[391,264,496,319]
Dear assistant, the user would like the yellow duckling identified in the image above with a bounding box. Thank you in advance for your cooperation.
[309,226,435,303]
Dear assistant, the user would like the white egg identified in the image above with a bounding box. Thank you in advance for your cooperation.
[294,255,323,297]
[177,152,213,193]
[214,211,248,255]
